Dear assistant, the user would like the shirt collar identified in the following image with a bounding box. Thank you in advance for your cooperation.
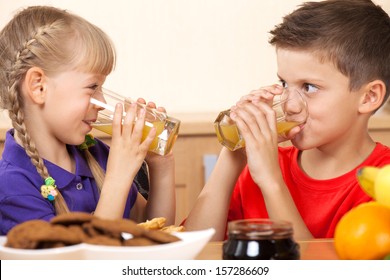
[2,129,94,187]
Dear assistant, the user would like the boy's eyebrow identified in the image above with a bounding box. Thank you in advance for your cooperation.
[277,73,325,84]
[276,73,284,81]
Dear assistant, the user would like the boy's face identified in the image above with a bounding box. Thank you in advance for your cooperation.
[276,48,364,151]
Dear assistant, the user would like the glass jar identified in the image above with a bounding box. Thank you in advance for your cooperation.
[223,219,300,260]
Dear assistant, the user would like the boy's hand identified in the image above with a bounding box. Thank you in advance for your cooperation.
[237,84,284,106]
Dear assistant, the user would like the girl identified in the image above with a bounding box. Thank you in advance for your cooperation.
[0,6,175,235]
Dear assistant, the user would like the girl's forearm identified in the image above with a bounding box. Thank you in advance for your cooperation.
[184,148,246,240]
[146,158,176,224]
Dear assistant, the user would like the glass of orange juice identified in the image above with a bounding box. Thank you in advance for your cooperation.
[214,88,307,151]
[90,88,180,156]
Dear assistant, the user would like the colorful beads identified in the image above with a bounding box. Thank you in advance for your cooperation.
[41,176,58,202]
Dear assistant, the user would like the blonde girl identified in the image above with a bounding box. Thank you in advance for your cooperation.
[0,6,175,235]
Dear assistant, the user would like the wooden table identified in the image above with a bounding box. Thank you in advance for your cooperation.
[196,239,338,260]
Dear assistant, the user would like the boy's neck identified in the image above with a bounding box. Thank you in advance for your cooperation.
[298,137,376,180]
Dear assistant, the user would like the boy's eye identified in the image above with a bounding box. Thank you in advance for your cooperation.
[278,80,287,88]
[302,83,318,94]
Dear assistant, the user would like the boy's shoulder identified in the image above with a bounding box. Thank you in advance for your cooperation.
[343,142,390,169]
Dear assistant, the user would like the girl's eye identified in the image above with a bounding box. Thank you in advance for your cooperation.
[302,83,318,94]
[89,84,99,91]
[87,85,100,96]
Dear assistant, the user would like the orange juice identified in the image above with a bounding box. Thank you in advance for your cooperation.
[92,120,170,155]
[214,121,300,151]
[276,121,300,135]
[214,123,244,151]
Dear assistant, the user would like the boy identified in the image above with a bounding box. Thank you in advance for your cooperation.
[184,0,390,240]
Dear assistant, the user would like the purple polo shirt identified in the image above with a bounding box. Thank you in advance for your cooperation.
[0,129,138,235]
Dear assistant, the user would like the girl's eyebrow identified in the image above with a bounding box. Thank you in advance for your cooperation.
[83,75,104,85]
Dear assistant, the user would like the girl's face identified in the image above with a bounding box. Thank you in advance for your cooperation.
[276,48,364,151]
[43,70,106,145]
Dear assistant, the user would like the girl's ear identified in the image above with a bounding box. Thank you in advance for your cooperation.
[23,67,47,104]
[358,80,386,114]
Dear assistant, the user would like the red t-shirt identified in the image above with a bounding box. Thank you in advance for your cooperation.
[228,143,390,238]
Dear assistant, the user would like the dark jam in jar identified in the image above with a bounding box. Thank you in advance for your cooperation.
[223,219,300,260]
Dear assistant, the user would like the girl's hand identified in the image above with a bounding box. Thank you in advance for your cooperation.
[105,102,156,183]
[136,98,174,165]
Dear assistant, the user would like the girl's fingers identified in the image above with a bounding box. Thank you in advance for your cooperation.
[121,103,137,136]
[130,107,146,142]
[146,101,157,109]
[141,125,156,150]
[136,97,146,105]
[156,106,166,113]
[112,103,124,136]
[132,108,157,151]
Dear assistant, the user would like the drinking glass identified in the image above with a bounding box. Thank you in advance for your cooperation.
[90,88,180,156]
[214,88,308,151]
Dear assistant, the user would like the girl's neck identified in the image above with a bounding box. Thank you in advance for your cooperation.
[15,131,75,173]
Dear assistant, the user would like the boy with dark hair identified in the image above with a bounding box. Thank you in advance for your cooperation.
[184,0,390,240]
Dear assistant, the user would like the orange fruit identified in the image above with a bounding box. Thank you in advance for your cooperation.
[334,201,390,259]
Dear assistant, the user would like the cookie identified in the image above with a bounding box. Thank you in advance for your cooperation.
[142,229,181,244]
[50,212,94,225]
[85,235,122,246]
[123,237,159,246]
[91,217,145,237]
[30,224,84,245]
[5,220,52,249]
[82,222,104,237]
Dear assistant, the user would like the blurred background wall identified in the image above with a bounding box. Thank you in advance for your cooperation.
[1,0,390,114]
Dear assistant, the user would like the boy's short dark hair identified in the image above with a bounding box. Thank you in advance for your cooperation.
[269,0,390,107]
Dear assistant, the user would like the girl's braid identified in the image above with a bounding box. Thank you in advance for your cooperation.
[7,25,69,214]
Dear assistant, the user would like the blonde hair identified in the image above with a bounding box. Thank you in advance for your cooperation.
[0,6,116,214]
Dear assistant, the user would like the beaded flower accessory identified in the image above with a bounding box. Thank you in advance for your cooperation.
[78,134,97,151]
[40,177,58,202]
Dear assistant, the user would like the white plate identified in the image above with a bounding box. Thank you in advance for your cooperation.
[0,228,215,260]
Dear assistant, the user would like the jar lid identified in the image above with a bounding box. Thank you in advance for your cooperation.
[228,219,294,240]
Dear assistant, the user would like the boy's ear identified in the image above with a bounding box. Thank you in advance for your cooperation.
[358,80,386,114]
[23,67,47,104]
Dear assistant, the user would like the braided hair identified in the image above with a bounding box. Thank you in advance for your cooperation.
[0,6,116,214]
